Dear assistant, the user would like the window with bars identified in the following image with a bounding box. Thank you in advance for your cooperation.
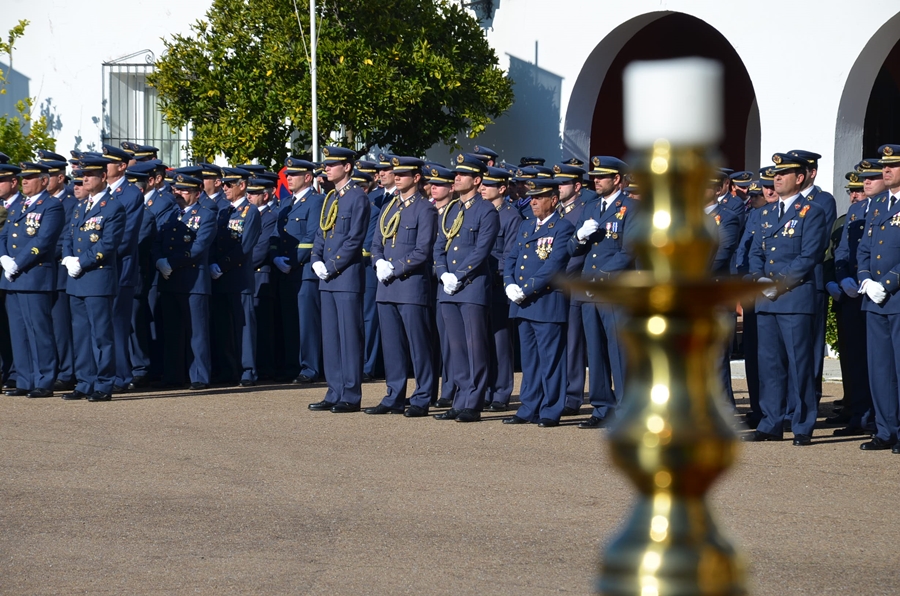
[102,50,191,167]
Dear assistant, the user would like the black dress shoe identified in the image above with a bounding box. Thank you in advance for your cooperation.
[578,416,606,429]
[404,405,429,417]
[190,382,209,390]
[308,400,335,411]
[61,390,87,401]
[111,384,130,394]
[742,430,783,442]
[561,406,580,416]
[364,404,404,415]
[88,391,112,402]
[456,408,481,423]
[860,437,895,451]
[434,408,460,420]
[892,444,900,454]
[330,402,361,413]
[3,380,16,390]
[53,379,75,391]
[502,415,530,425]
[239,380,255,387]
[130,375,150,388]
[435,398,454,408]
[537,418,560,428]
[833,426,868,437]
[792,434,812,446]
[5,389,29,396]
[486,402,509,412]
[27,388,53,398]
[292,374,315,384]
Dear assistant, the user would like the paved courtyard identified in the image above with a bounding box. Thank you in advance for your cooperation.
[1,377,896,595]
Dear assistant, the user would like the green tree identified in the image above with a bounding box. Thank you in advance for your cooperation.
[149,0,514,166]
[0,20,56,163]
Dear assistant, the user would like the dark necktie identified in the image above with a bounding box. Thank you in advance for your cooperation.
[890,196,897,211]
[600,200,607,214]
[778,202,784,219]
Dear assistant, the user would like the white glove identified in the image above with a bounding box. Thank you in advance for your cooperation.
[825,281,841,301]
[3,270,12,281]
[576,219,600,241]
[156,258,173,279]
[758,277,776,300]
[505,284,526,304]
[63,256,82,278]
[312,260,329,280]
[0,255,18,276]
[210,263,223,280]
[840,278,859,298]
[273,256,291,274]
[441,272,460,295]
[375,259,394,283]
[864,279,887,305]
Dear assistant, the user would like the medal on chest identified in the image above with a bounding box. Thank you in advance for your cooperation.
[535,236,553,260]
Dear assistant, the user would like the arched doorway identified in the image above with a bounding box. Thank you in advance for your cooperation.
[564,13,759,171]
[835,10,900,204]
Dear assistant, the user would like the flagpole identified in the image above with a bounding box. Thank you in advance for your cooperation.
[310,0,318,162]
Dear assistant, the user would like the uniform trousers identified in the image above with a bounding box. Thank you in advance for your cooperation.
[112,286,136,387]
[516,319,567,422]
[52,288,75,383]
[813,291,827,401]
[836,297,874,430]
[487,296,514,406]
[565,301,587,411]
[756,312,817,437]
[741,303,761,424]
[362,262,382,378]
[377,302,434,409]
[69,294,115,395]
[160,292,211,385]
[320,290,364,405]
[279,278,322,380]
[720,311,736,406]
[0,291,14,385]
[130,285,157,380]
[254,292,276,380]
[7,291,57,392]
[435,296,457,402]
[582,302,626,420]
[441,302,490,411]
[865,311,900,442]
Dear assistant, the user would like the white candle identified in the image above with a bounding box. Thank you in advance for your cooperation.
[623,58,724,149]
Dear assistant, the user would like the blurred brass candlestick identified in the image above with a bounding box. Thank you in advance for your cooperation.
[566,59,754,595]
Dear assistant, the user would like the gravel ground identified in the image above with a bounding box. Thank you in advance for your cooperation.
[1,377,896,595]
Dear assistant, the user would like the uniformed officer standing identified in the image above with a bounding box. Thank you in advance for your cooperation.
[788,149,837,404]
[554,162,597,415]
[38,150,78,391]
[154,174,218,390]
[569,156,639,428]
[0,162,65,397]
[129,160,177,387]
[830,164,879,436]
[744,153,828,445]
[481,166,521,412]
[210,168,262,386]
[361,162,383,383]
[856,144,900,451]
[705,181,741,406]
[433,154,500,423]
[502,179,574,427]
[365,156,437,417]
[101,144,145,393]
[0,160,19,389]
[425,165,458,407]
[271,157,325,383]
[61,158,126,401]
[308,146,371,413]
[199,163,228,212]
[247,177,279,381]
